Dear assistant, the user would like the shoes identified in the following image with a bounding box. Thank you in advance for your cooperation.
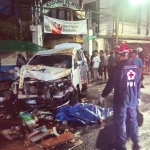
[109,143,127,150]
[116,145,127,150]
[132,144,141,150]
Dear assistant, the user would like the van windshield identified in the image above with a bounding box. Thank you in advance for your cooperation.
[28,54,72,68]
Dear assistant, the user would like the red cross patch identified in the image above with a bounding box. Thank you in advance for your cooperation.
[127,70,136,80]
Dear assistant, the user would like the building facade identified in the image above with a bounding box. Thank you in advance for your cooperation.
[83,0,150,54]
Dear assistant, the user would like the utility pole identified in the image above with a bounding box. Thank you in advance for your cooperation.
[87,10,93,56]
[70,10,75,42]
[96,0,100,34]
[30,0,43,48]
[112,4,115,50]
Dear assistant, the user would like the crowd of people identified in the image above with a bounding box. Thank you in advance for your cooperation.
[84,46,148,88]
[84,50,116,84]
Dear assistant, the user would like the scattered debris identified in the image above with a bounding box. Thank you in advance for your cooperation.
[81,98,89,102]
[68,139,83,150]
[27,125,49,142]
[2,126,24,140]
[41,132,75,148]
[24,139,31,147]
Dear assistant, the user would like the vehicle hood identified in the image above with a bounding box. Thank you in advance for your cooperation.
[18,65,71,82]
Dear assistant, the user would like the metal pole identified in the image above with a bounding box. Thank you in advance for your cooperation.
[137,5,141,34]
[70,10,75,42]
[121,10,124,41]
[115,0,119,44]
[96,0,100,34]
[112,4,115,50]
[146,1,150,35]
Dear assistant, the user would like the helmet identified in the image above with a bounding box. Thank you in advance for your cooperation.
[114,43,129,53]
[136,47,143,52]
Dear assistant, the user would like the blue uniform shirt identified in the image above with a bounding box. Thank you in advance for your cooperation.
[133,57,143,68]
[102,59,141,108]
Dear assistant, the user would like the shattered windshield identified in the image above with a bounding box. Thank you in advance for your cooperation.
[29,54,72,68]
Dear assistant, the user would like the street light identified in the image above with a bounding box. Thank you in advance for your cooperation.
[130,0,148,5]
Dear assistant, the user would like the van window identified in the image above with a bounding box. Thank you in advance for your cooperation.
[29,54,72,68]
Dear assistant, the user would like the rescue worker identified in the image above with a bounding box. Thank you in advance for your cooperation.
[99,43,141,150]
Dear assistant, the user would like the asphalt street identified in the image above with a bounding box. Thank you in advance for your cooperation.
[72,74,150,150]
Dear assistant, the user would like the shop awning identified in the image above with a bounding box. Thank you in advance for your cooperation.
[0,40,47,51]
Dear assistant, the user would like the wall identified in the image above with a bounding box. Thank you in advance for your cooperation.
[118,2,150,38]
[1,51,27,66]
[0,51,27,71]
[98,0,114,36]
[95,38,105,51]
[84,0,150,39]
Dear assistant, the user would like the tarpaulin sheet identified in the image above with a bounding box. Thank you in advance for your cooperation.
[56,103,113,125]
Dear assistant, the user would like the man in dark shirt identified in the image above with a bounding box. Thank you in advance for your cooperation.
[108,51,116,77]
[100,43,141,150]
[90,51,95,78]
[99,50,104,80]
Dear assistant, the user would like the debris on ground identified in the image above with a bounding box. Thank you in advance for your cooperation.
[81,98,89,102]
[0,102,113,149]
[0,106,85,150]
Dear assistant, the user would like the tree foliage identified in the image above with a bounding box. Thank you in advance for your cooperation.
[0,5,31,41]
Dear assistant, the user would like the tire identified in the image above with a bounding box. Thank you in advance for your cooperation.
[80,90,88,98]
[69,86,81,105]
[81,82,88,98]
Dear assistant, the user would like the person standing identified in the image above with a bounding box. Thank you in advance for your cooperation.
[92,51,100,83]
[90,51,95,78]
[131,50,143,69]
[99,43,141,150]
[99,50,104,80]
[108,51,116,78]
[144,55,149,72]
[84,51,90,82]
[103,50,110,80]
[136,47,144,64]
[131,50,144,88]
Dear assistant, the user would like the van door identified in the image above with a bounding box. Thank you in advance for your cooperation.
[71,51,82,91]
[16,53,27,69]
[77,50,88,91]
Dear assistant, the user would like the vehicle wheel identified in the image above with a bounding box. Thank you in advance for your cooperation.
[80,90,88,98]
[80,82,88,98]
[69,86,81,105]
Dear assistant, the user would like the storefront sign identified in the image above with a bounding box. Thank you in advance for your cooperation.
[44,15,87,34]
[43,0,81,13]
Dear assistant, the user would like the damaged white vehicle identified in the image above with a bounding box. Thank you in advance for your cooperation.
[11,43,88,109]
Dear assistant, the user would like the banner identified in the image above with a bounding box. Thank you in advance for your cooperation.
[44,15,87,34]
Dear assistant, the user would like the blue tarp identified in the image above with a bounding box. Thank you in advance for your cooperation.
[0,65,16,71]
[56,103,113,125]
[0,71,15,81]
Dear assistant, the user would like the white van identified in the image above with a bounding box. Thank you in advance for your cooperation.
[12,43,88,109]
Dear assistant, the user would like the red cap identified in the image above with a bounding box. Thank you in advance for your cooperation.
[114,43,129,53]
